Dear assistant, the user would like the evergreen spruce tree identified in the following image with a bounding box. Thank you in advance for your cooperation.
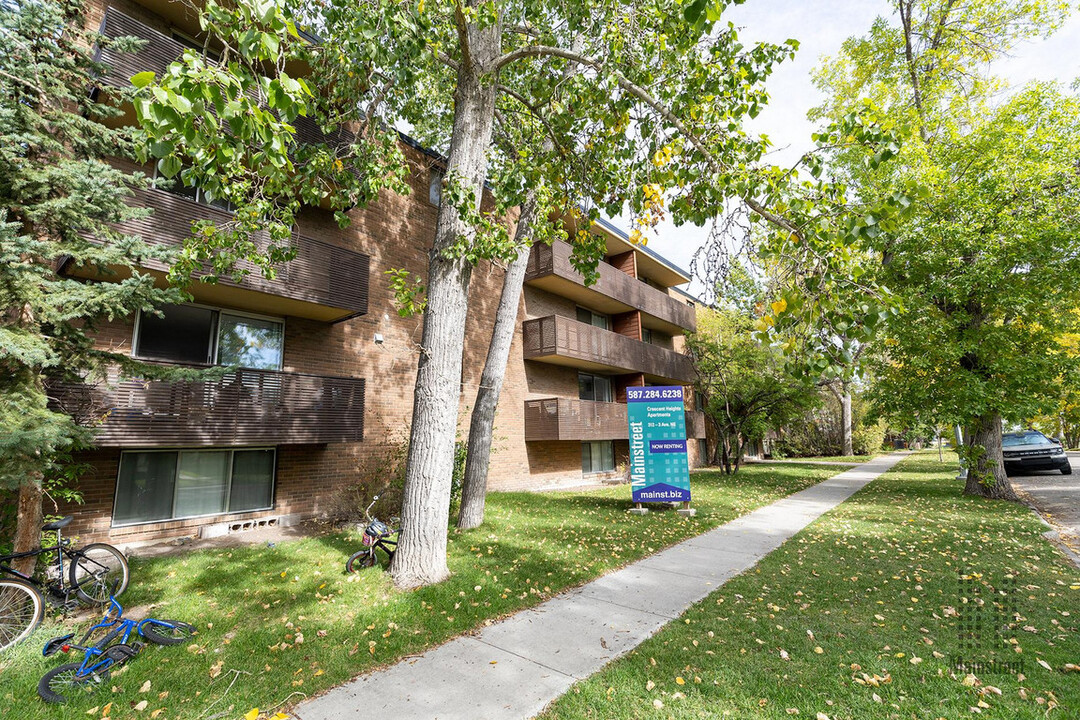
[0,0,183,569]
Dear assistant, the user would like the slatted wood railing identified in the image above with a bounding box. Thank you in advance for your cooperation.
[526,241,696,331]
[524,398,707,441]
[522,315,696,383]
[53,366,365,446]
[114,187,369,316]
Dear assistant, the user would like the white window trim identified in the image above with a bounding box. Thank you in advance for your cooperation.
[111,447,276,528]
[132,303,286,370]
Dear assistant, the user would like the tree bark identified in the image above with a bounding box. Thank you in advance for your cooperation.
[12,476,43,577]
[391,13,500,589]
[962,412,1017,500]
[840,381,853,456]
[456,193,538,530]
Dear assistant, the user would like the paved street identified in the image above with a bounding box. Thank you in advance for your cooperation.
[1009,451,1080,534]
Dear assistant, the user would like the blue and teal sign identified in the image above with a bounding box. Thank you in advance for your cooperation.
[627,386,691,503]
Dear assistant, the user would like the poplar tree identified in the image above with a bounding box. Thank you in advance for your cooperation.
[803,0,1079,499]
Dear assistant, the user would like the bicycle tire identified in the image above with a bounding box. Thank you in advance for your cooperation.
[346,550,377,573]
[69,543,129,605]
[140,619,196,645]
[0,579,44,652]
[37,662,106,704]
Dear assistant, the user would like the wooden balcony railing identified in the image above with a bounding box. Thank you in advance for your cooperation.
[52,366,364,447]
[524,398,707,442]
[526,241,696,332]
[96,8,348,150]
[108,187,369,319]
[522,315,696,384]
[524,398,628,441]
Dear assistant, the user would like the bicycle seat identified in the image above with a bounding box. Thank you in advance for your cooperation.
[41,516,73,531]
[43,634,75,657]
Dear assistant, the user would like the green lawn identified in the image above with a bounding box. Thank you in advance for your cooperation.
[0,463,835,719]
[539,453,1080,719]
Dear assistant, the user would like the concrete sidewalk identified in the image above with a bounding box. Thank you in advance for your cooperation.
[296,453,909,720]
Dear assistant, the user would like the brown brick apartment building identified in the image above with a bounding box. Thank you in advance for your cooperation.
[55,0,707,546]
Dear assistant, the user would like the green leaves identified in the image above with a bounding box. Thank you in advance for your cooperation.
[130,70,156,88]
[130,0,408,286]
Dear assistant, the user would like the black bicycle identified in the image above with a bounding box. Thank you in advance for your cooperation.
[346,496,400,572]
[0,516,129,652]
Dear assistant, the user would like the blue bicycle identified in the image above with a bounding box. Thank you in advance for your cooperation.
[37,597,195,703]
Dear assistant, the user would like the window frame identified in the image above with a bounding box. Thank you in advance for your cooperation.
[132,303,286,371]
[578,372,613,403]
[151,164,235,213]
[581,440,615,475]
[111,447,277,528]
[575,306,610,331]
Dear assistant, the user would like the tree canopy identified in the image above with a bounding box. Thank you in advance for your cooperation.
[785,0,1080,497]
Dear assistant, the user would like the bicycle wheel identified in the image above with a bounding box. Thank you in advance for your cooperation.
[38,662,105,704]
[0,579,44,652]
[140,619,196,645]
[69,543,129,605]
[346,549,377,573]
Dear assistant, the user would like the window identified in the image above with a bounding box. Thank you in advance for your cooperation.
[429,170,443,206]
[135,304,284,370]
[582,441,615,474]
[698,439,708,463]
[153,165,234,212]
[695,390,706,411]
[114,448,275,526]
[576,307,609,330]
[578,373,612,402]
[642,328,654,344]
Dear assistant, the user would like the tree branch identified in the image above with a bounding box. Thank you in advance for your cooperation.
[494,44,804,238]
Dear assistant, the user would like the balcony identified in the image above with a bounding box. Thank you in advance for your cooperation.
[95,8,350,151]
[524,398,628,441]
[526,241,696,334]
[524,398,707,442]
[522,315,696,384]
[69,187,369,321]
[52,366,364,447]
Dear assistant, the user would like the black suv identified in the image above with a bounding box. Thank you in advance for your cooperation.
[1002,430,1072,476]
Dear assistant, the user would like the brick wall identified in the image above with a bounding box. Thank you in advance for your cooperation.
[62,0,701,541]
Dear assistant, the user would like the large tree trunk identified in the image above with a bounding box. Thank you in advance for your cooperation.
[840,381,853,456]
[391,16,500,589]
[962,412,1017,500]
[12,476,43,577]
[456,193,539,530]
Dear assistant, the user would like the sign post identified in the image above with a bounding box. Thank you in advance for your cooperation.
[626,385,694,516]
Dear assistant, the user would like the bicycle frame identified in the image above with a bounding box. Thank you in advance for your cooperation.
[57,599,182,679]
[0,533,73,597]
